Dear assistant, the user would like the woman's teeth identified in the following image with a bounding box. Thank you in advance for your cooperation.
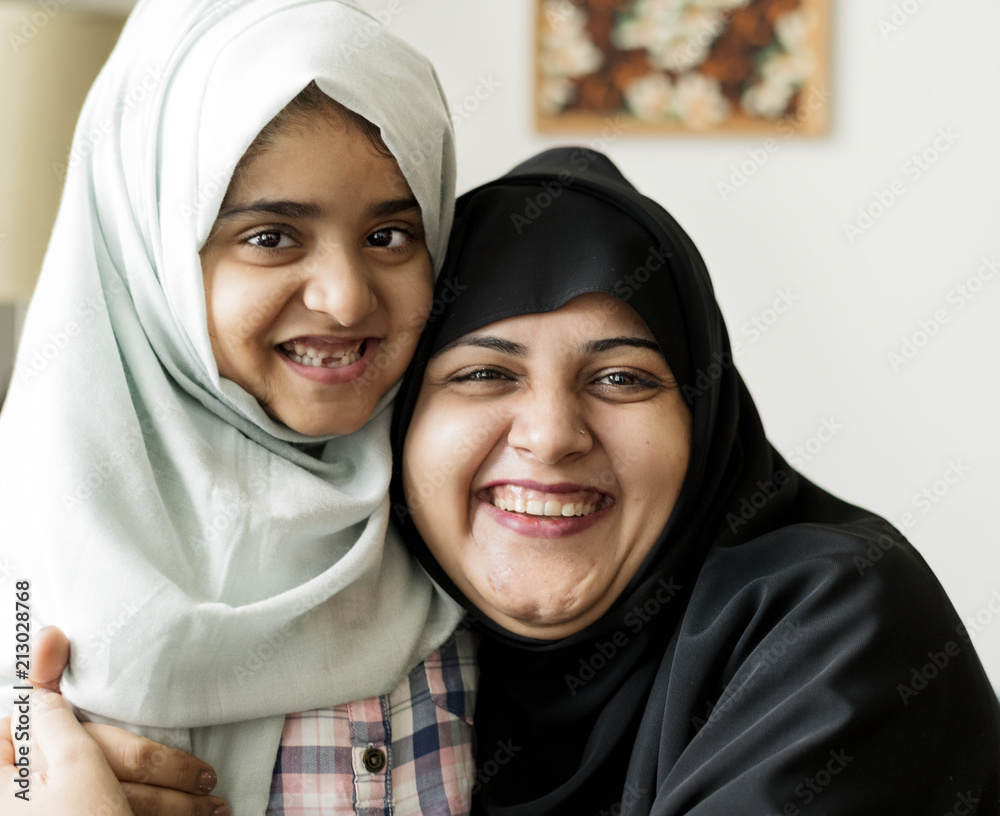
[492,497,599,518]
[281,341,364,368]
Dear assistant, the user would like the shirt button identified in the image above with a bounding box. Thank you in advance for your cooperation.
[362,746,386,773]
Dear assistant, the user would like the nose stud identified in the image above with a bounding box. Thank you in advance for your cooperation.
[579,428,586,435]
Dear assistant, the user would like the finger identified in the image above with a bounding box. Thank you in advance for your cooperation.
[28,687,120,781]
[29,625,71,692]
[84,723,219,795]
[121,783,229,816]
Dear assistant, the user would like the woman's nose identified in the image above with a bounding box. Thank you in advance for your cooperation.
[506,386,592,465]
[301,246,377,326]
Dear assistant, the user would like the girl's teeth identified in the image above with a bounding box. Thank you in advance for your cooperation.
[281,341,364,368]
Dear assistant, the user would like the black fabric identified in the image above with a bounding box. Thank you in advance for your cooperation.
[390,147,1000,816]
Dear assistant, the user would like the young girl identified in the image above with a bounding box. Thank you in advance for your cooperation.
[0,1,473,813]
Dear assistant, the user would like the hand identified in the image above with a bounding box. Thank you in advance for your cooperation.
[3,626,230,816]
[1,687,135,814]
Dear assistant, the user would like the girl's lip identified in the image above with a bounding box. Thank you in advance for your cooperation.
[477,497,612,539]
[277,337,380,385]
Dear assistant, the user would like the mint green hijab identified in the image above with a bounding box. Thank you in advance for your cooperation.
[0,1,461,812]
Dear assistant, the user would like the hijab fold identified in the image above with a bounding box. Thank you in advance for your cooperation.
[391,147,1000,815]
[0,2,462,813]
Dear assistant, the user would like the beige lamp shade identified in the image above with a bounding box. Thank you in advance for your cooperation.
[0,3,125,302]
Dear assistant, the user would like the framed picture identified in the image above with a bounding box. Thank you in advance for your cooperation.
[535,0,831,137]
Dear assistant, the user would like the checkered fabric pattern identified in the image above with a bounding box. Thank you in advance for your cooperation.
[266,626,478,815]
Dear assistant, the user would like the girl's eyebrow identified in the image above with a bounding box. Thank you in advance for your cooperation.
[214,196,419,222]
[368,197,421,218]
[215,200,323,221]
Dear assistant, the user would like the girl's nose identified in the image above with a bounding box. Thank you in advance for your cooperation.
[301,247,377,326]
[505,387,592,465]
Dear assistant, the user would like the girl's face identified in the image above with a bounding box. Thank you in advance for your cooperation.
[200,116,432,436]
[402,293,692,639]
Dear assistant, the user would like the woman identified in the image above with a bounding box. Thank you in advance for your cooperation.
[389,146,1000,814]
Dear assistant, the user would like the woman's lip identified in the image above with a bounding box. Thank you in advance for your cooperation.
[479,479,610,497]
[277,337,380,385]
[477,497,611,539]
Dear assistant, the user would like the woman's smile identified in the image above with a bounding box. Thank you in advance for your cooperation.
[476,481,614,538]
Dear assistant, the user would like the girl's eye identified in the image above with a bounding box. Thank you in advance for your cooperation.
[365,227,413,250]
[245,230,298,250]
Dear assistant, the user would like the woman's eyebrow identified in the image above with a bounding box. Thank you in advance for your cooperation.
[439,335,527,356]
[584,336,661,354]
[215,199,323,221]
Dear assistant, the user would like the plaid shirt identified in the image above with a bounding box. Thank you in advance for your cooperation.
[267,626,478,815]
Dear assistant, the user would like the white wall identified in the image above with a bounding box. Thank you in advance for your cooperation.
[362,0,1000,685]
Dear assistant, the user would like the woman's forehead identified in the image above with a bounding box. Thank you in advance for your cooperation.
[442,293,658,351]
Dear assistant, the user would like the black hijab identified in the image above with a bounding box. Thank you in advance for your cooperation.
[391,148,1000,815]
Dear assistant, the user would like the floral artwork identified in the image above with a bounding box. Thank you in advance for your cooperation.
[536,0,830,136]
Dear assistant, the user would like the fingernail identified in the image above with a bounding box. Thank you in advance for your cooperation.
[212,806,230,816]
[199,769,218,792]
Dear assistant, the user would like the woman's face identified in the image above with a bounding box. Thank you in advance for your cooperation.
[200,115,432,437]
[403,293,692,639]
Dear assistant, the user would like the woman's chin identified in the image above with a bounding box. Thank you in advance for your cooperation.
[476,584,596,638]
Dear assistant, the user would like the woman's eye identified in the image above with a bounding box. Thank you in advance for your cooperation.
[365,227,412,250]
[245,230,297,250]
[594,370,658,389]
[454,368,510,383]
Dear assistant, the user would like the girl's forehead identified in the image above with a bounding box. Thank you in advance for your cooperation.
[222,118,410,209]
